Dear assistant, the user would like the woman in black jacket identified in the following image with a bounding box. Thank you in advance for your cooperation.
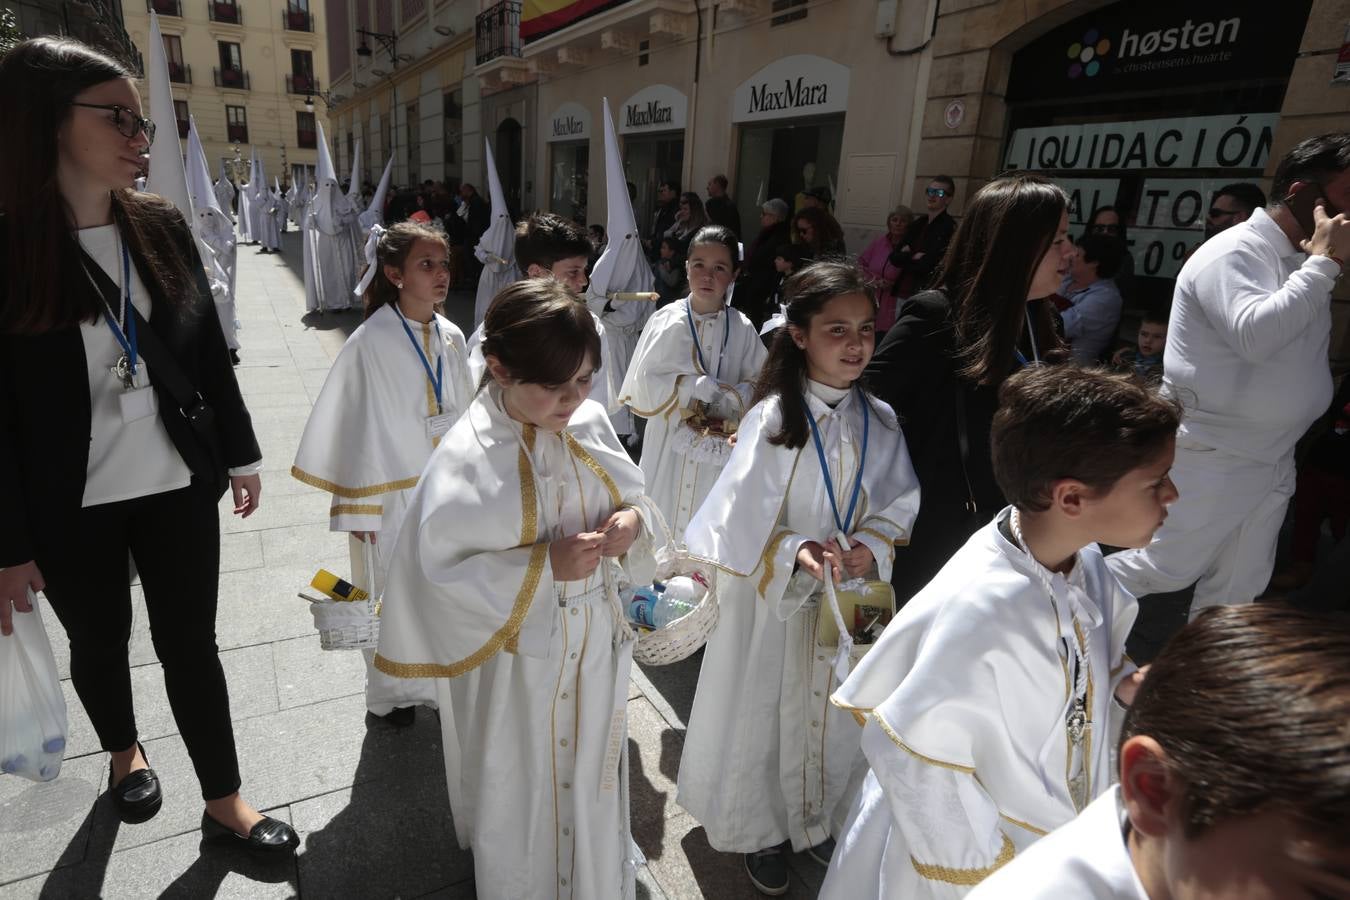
[865,173,1074,604]
[0,39,297,856]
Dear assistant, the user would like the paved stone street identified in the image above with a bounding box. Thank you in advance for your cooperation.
[0,232,829,899]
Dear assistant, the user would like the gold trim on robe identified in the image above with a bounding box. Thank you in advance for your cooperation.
[291,464,420,498]
[910,833,1015,885]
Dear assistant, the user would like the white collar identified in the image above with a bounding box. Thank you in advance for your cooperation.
[806,378,851,407]
[1247,207,1303,260]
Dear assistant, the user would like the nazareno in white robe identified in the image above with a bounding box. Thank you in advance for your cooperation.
[618,297,768,535]
[303,181,359,312]
[966,786,1149,900]
[291,303,472,715]
[678,386,920,854]
[820,509,1138,899]
[374,390,664,900]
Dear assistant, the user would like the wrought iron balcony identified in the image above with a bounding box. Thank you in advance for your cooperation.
[476,0,522,66]
[166,61,191,84]
[283,8,314,31]
[148,0,181,16]
[286,73,319,94]
[297,128,317,149]
[227,123,248,143]
[207,1,242,25]
[214,67,250,90]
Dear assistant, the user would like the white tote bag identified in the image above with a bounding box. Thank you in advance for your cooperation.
[0,590,69,782]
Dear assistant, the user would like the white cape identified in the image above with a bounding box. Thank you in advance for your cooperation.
[618,297,767,535]
[375,391,664,900]
[820,511,1138,899]
[677,388,920,853]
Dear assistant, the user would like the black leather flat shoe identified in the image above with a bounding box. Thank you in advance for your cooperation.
[108,743,162,825]
[201,812,300,858]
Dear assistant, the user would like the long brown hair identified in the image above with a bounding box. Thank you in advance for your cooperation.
[360,221,451,320]
[930,173,1068,385]
[0,38,192,335]
[793,206,845,257]
[753,260,876,449]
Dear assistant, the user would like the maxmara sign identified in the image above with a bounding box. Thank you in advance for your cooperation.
[733,55,850,123]
[546,102,591,143]
[618,84,687,135]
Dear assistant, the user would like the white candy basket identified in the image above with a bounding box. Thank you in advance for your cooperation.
[304,540,381,651]
[629,536,720,667]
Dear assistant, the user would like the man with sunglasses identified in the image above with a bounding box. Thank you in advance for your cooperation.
[1204,182,1266,239]
[888,175,957,300]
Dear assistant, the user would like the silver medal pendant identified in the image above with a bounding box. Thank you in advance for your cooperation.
[1067,701,1088,745]
[112,353,134,389]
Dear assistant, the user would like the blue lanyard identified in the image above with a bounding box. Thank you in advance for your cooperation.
[805,387,869,535]
[393,306,444,413]
[1014,349,1028,367]
[685,301,729,381]
[99,241,138,378]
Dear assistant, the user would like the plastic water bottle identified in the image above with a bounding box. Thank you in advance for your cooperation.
[625,585,666,628]
[649,593,698,629]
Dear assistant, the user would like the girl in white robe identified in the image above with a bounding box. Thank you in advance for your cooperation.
[374,280,666,900]
[619,225,768,535]
[821,365,1181,899]
[678,261,920,896]
[292,223,472,720]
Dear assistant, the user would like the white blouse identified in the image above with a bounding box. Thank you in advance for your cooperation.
[76,224,193,506]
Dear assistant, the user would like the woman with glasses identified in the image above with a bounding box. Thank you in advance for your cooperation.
[864,173,1072,607]
[0,39,297,857]
[793,205,846,258]
[1084,204,1136,291]
[887,177,958,299]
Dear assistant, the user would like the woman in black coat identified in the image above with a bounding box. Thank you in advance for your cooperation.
[865,173,1074,604]
[0,38,297,856]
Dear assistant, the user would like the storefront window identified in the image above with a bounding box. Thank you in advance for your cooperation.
[550,141,589,225]
[734,116,844,231]
[624,134,684,236]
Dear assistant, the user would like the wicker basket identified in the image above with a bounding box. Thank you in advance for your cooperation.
[630,543,720,667]
[305,540,381,651]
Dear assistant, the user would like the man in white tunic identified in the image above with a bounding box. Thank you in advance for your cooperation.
[1108,134,1350,617]
[302,123,358,313]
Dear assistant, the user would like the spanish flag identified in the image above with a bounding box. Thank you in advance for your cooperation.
[522,0,627,40]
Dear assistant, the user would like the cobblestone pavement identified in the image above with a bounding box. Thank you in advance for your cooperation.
[0,232,831,899]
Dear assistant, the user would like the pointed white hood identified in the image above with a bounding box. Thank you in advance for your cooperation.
[346,137,363,207]
[473,137,519,327]
[585,97,653,307]
[357,158,394,231]
[310,121,351,233]
[145,11,193,219]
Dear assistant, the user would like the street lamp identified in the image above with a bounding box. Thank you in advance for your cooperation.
[304,91,345,112]
[355,27,398,65]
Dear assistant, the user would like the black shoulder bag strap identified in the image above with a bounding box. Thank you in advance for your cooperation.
[953,382,978,518]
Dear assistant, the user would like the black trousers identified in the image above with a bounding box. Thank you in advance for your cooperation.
[37,479,241,801]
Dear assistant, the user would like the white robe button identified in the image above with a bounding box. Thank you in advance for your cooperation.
[570,607,578,616]
[563,827,571,835]
[560,738,569,747]
[561,692,569,700]
[570,652,578,659]
[562,781,571,789]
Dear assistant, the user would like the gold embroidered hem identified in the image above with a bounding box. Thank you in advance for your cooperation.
[757,528,798,597]
[910,833,1014,885]
[291,464,420,499]
[872,710,976,774]
[373,541,549,678]
[565,433,622,507]
[331,503,383,517]
[619,388,679,419]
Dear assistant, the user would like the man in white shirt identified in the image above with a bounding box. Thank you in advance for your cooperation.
[1108,133,1350,618]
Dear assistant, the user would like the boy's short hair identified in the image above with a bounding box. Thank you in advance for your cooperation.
[1076,232,1125,280]
[515,212,593,271]
[1122,605,1350,843]
[1141,305,1169,328]
[774,243,812,268]
[991,365,1181,512]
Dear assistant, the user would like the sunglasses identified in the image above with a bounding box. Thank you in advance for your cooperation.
[72,102,157,144]
[1090,223,1120,234]
[926,187,949,198]
[1208,207,1239,219]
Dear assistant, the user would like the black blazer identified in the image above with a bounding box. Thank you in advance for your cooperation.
[0,208,260,568]
[865,290,1004,600]
[889,210,956,291]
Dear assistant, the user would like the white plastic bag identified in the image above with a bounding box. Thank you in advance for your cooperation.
[0,590,68,782]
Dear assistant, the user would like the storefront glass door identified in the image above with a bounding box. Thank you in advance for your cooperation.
[624,133,684,238]
[734,115,844,231]
[549,141,589,225]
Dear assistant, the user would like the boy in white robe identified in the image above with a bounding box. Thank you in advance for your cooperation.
[292,223,472,722]
[621,226,768,535]
[464,213,617,413]
[375,281,666,900]
[679,262,919,896]
[822,365,1180,899]
[969,604,1350,900]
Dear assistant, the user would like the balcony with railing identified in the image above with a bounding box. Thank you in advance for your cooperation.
[227,123,249,143]
[476,0,522,65]
[167,62,191,84]
[297,127,317,149]
[207,1,243,24]
[283,8,314,31]
[214,67,250,90]
[286,73,319,95]
[148,0,181,15]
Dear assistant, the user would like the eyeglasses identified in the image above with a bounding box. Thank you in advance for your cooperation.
[1090,223,1120,234]
[71,103,156,144]
[1208,207,1239,219]
[925,187,949,198]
